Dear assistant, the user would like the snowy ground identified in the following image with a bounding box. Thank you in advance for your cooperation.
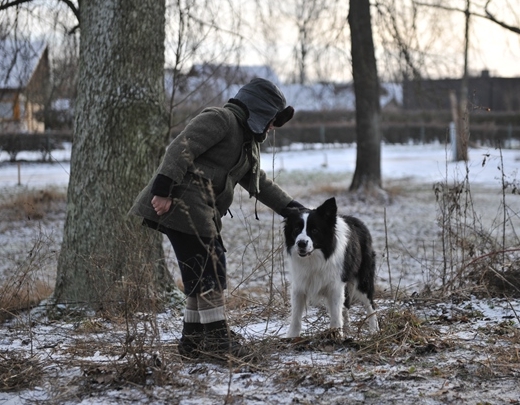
[1,142,518,189]
[1,143,519,404]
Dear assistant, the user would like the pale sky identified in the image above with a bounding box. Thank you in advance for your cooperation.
[5,0,520,82]
[469,14,520,77]
[234,0,520,81]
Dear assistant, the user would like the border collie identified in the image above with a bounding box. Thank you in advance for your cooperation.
[282,197,379,338]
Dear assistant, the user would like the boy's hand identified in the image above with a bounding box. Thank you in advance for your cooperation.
[151,195,172,216]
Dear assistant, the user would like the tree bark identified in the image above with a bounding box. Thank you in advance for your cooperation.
[348,0,382,192]
[55,0,173,312]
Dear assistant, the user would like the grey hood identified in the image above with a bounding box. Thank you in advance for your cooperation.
[229,78,294,138]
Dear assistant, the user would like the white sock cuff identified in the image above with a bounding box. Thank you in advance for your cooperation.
[184,308,201,323]
[199,306,226,324]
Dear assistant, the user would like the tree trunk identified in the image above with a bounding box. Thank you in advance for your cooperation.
[55,0,173,312]
[348,0,382,192]
[455,0,470,162]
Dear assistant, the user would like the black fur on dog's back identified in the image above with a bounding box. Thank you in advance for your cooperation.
[341,215,376,310]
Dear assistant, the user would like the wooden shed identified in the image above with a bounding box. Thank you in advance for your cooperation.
[0,40,50,133]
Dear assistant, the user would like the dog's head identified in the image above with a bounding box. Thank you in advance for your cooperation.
[283,197,338,257]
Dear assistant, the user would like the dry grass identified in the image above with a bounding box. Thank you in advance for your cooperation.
[0,213,58,321]
[0,278,53,322]
[249,306,444,360]
[357,308,443,358]
[0,352,43,392]
[1,171,520,402]
[468,258,520,298]
[1,295,518,403]
[0,187,66,221]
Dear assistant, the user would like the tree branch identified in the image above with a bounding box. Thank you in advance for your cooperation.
[484,0,520,34]
[1,0,79,25]
[414,0,520,35]
[0,0,33,11]
[60,0,79,22]
[61,0,80,34]
[413,1,465,14]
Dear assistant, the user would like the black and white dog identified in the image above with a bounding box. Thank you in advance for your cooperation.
[282,197,379,338]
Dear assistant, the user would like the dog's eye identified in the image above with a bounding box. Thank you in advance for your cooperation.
[311,228,319,235]
[292,228,301,237]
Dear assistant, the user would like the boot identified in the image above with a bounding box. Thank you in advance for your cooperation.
[178,322,204,358]
[203,320,250,360]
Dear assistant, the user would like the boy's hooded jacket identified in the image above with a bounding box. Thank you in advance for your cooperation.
[130,78,295,238]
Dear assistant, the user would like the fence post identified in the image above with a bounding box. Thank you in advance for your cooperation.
[450,122,457,161]
[17,162,21,186]
[320,125,326,147]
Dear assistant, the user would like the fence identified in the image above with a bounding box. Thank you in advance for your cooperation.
[272,122,520,149]
[2,121,520,161]
[0,131,73,162]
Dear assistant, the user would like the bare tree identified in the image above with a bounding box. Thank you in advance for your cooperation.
[454,0,471,162]
[45,33,79,130]
[348,0,382,193]
[293,0,328,84]
[377,0,519,161]
[54,0,174,311]
[413,0,520,35]
[1,0,254,312]
[411,0,509,162]
[254,0,349,84]
[164,0,242,128]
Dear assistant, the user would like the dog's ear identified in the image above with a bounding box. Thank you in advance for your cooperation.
[316,197,337,220]
[324,197,336,207]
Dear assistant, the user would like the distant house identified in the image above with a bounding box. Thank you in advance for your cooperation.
[280,82,402,111]
[403,70,520,112]
[187,63,281,86]
[165,63,281,110]
[0,40,50,133]
[166,63,402,112]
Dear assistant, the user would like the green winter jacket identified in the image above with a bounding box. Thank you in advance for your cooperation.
[130,102,293,238]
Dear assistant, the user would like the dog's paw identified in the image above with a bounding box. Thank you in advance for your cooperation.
[319,328,343,342]
[281,336,313,351]
[281,336,306,344]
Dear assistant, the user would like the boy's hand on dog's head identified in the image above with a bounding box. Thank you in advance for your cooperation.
[281,200,308,218]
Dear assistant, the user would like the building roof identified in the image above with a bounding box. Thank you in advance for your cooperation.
[168,63,403,111]
[220,81,402,111]
[0,39,47,89]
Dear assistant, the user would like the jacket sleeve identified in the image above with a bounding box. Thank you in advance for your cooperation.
[240,169,293,214]
[156,108,231,184]
[151,173,174,197]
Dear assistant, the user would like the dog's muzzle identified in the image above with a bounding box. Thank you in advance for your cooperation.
[296,240,312,257]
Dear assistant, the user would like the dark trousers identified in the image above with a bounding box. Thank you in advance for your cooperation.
[164,228,226,297]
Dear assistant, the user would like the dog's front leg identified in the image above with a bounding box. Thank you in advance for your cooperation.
[326,289,344,333]
[287,291,306,338]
